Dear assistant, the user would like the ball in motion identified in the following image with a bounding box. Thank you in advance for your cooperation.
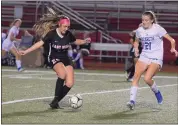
[69,94,83,109]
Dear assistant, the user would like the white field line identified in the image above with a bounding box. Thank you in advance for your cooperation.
[2,73,42,77]
[2,84,177,105]
[2,75,101,82]
[2,69,178,79]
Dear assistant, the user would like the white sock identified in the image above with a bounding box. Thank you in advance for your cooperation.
[68,50,73,58]
[79,58,84,69]
[16,60,22,69]
[130,86,138,102]
[150,81,159,93]
[74,53,81,61]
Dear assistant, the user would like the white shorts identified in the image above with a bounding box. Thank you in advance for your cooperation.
[2,39,16,52]
[139,55,163,68]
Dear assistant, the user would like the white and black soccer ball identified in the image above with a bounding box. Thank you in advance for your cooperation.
[69,94,83,109]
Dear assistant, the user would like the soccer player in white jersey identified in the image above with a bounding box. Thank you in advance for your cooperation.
[2,19,24,71]
[127,11,178,110]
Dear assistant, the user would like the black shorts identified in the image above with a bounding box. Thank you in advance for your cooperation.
[48,57,72,68]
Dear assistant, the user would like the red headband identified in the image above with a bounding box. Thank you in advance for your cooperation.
[59,19,70,25]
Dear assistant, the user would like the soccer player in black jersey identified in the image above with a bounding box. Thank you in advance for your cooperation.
[19,14,91,109]
[126,29,142,81]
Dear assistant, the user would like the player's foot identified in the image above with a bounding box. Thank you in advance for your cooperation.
[125,71,129,79]
[72,59,76,63]
[18,67,25,72]
[49,97,59,109]
[127,100,135,110]
[80,66,85,70]
[155,90,163,104]
[71,60,76,66]
[127,78,133,82]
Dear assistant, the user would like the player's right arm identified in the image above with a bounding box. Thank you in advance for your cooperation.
[19,40,44,55]
[19,31,52,55]
[10,32,21,42]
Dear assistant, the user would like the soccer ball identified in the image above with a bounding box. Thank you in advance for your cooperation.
[69,94,83,109]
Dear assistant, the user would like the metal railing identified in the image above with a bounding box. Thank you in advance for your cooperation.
[50,1,120,43]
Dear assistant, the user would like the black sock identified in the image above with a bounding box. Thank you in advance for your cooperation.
[128,66,135,79]
[126,64,134,73]
[55,77,64,98]
[57,85,71,102]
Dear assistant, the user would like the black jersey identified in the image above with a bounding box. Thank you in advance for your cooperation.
[130,34,142,58]
[132,34,142,52]
[42,29,76,59]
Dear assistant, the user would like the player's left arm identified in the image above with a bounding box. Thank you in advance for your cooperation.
[74,38,91,45]
[163,34,178,57]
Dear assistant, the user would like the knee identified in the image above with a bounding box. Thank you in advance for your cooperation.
[56,72,66,80]
[133,72,141,79]
[144,76,151,83]
[15,53,21,60]
[65,82,74,88]
[2,50,6,57]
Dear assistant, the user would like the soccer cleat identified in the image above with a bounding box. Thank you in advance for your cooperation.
[18,67,25,72]
[155,90,163,104]
[49,97,59,109]
[125,71,129,79]
[127,78,133,82]
[127,100,135,110]
[80,66,85,70]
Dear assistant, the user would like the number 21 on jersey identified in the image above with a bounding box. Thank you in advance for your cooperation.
[144,42,151,50]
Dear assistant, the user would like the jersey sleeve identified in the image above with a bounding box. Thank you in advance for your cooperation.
[68,31,76,43]
[157,25,167,38]
[9,26,16,35]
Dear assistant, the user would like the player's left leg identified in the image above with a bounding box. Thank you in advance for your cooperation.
[144,63,163,104]
[2,49,7,58]
[73,51,81,62]
[79,53,84,69]
[80,49,90,70]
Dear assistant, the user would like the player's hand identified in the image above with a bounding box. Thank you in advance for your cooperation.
[18,50,28,55]
[84,37,91,44]
[134,48,139,57]
[170,48,178,57]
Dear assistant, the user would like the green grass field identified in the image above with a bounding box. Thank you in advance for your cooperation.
[1,66,178,124]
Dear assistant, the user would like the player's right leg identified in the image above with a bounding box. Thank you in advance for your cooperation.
[127,60,148,110]
[127,57,139,82]
[2,39,10,58]
[2,49,7,58]
[50,62,66,109]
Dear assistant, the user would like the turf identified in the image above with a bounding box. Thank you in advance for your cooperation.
[1,67,178,124]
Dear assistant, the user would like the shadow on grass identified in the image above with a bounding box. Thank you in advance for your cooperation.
[2,108,59,118]
[93,110,153,120]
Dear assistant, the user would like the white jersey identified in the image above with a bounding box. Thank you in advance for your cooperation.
[6,26,20,42]
[136,23,167,60]
[2,26,20,51]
